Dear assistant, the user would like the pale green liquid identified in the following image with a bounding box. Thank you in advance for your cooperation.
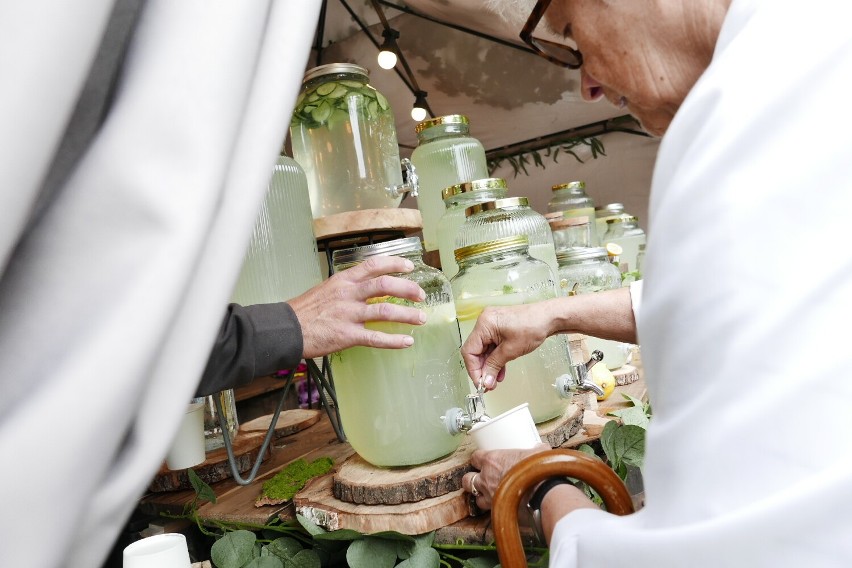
[411,138,488,252]
[456,293,570,423]
[290,97,403,218]
[331,303,468,467]
[437,208,466,279]
[602,234,645,278]
[528,242,560,282]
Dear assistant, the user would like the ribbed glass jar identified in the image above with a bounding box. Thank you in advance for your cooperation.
[546,212,594,252]
[547,181,597,244]
[330,237,469,467]
[456,197,559,277]
[437,178,508,279]
[556,247,629,370]
[289,63,404,218]
[230,155,323,306]
[602,214,646,283]
[411,115,488,252]
[594,202,626,245]
[451,236,573,423]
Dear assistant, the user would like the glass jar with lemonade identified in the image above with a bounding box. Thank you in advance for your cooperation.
[437,178,508,279]
[548,181,598,245]
[290,63,409,218]
[451,235,575,424]
[330,237,469,467]
[410,115,488,252]
[457,196,559,277]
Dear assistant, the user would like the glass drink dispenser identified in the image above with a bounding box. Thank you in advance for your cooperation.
[330,237,474,467]
[289,63,416,218]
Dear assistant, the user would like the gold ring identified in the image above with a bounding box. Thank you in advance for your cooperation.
[470,473,481,497]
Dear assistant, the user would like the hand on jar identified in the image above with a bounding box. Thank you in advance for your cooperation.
[288,256,426,359]
[461,301,556,390]
[462,444,551,511]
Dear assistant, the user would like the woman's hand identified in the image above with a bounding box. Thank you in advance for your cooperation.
[461,444,551,510]
[287,256,426,359]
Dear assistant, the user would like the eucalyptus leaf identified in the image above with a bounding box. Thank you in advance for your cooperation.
[396,546,440,568]
[244,557,284,568]
[396,539,415,560]
[188,469,217,504]
[266,537,302,561]
[346,537,397,568]
[463,556,500,568]
[577,444,602,460]
[370,531,416,543]
[211,530,256,568]
[295,514,326,536]
[288,549,322,568]
[312,528,363,542]
[413,532,436,550]
[622,393,646,409]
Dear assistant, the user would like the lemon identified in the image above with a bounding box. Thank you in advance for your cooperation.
[590,364,616,401]
[605,242,623,257]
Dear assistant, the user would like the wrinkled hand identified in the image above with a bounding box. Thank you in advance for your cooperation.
[287,256,426,359]
[462,444,551,511]
[461,301,556,390]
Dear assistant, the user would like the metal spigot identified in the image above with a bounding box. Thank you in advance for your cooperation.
[387,158,419,198]
[442,380,490,435]
[554,350,605,397]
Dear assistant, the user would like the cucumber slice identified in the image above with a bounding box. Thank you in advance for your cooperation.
[327,84,348,99]
[307,92,320,103]
[311,101,332,123]
[339,80,365,88]
[329,109,350,126]
[367,100,378,118]
[358,87,377,99]
[316,82,336,96]
[375,91,389,111]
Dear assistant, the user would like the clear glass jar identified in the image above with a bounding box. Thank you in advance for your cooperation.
[330,237,469,467]
[290,63,407,218]
[437,178,508,279]
[411,115,488,252]
[546,212,593,252]
[457,197,559,277]
[547,181,597,244]
[231,155,323,305]
[203,389,239,452]
[556,247,630,370]
[594,202,626,246]
[602,214,646,283]
[451,236,574,424]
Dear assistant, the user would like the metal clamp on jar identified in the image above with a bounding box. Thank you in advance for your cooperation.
[554,350,605,397]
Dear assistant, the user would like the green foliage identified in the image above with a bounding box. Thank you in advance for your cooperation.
[487,136,607,178]
[188,469,217,506]
[599,393,653,480]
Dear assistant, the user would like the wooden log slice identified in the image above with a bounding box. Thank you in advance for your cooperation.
[312,208,422,241]
[332,439,476,505]
[148,431,268,492]
[613,364,640,386]
[536,400,585,448]
[294,474,473,535]
[239,409,321,439]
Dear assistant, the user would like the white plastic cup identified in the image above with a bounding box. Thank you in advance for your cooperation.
[166,400,206,470]
[123,533,191,568]
[469,403,542,451]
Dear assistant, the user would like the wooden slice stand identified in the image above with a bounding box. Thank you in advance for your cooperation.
[149,431,269,493]
[239,408,321,440]
[536,398,586,448]
[313,208,423,243]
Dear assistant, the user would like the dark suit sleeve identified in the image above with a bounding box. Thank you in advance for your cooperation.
[195,302,304,397]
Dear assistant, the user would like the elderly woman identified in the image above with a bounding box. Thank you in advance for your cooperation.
[462,0,852,565]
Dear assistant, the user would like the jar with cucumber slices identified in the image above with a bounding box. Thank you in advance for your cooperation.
[290,63,409,218]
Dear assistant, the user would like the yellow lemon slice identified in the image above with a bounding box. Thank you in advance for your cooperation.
[605,242,623,257]
[590,364,616,401]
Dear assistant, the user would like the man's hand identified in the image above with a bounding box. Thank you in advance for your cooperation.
[287,256,426,359]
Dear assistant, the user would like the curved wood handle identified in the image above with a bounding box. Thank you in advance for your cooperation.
[491,449,634,568]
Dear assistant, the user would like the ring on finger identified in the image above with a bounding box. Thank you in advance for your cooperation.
[470,473,481,497]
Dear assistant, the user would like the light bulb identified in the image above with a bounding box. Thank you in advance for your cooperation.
[377,50,397,70]
[411,105,428,122]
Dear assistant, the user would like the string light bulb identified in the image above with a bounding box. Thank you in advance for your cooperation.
[411,91,429,121]
[377,28,400,70]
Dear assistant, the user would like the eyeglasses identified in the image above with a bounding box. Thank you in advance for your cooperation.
[520,0,583,69]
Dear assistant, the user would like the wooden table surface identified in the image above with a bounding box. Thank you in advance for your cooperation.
[139,378,646,543]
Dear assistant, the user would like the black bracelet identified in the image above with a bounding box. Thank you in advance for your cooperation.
[527,478,573,544]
